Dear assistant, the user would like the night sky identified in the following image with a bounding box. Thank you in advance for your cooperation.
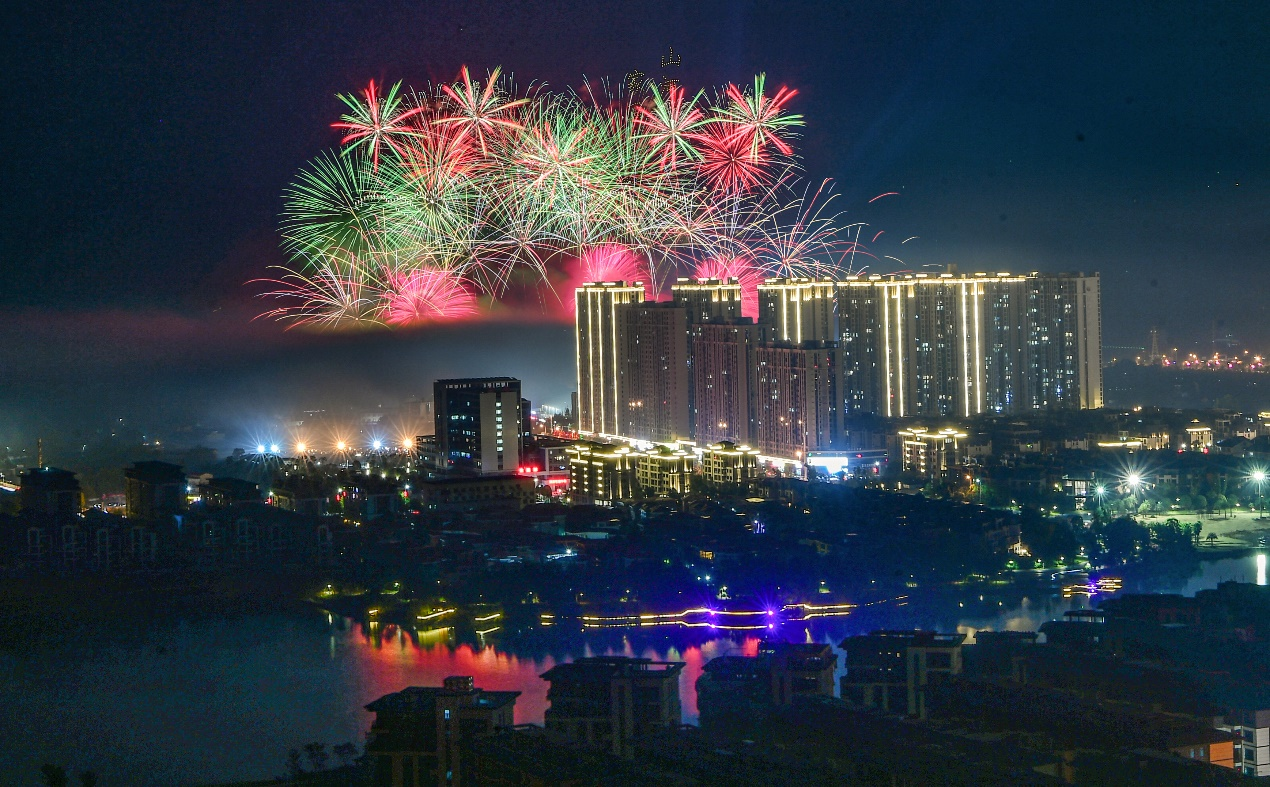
[3,1,1268,443]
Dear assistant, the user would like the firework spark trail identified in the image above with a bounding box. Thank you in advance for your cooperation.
[262,66,880,329]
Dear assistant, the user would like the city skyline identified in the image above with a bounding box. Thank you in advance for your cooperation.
[3,1,1270,449]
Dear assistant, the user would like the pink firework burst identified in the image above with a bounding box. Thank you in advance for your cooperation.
[381,268,478,325]
[558,245,652,314]
[692,255,763,318]
[578,244,648,284]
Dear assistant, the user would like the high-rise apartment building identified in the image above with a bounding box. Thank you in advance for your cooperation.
[573,269,1102,467]
[433,378,523,475]
[619,303,690,443]
[576,282,644,438]
[757,278,838,343]
[670,277,744,324]
[752,341,842,460]
[1026,273,1103,410]
[834,271,1101,418]
[691,321,761,445]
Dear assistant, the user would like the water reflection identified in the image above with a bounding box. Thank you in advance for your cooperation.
[1,554,1263,786]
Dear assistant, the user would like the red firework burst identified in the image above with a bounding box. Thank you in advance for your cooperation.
[331,80,427,171]
[696,125,772,195]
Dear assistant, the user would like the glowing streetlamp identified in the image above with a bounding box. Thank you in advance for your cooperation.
[336,440,347,452]
[1253,469,1268,521]
[256,444,266,454]
[402,438,414,450]
[269,443,279,454]
[296,442,307,455]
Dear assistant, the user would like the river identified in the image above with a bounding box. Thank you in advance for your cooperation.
[1,554,1263,786]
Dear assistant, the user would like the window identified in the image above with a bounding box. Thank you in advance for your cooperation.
[444,709,451,720]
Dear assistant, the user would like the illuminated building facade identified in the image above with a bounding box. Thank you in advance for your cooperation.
[618,303,690,443]
[757,278,837,343]
[670,277,743,324]
[434,378,523,475]
[576,282,644,438]
[835,271,1102,418]
[699,441,761,486]
[691,321,760,445]
[566,441,639,505]
[898,426,969,479]
[1026,272,1103,410]
[753,342,842,461]
[634,445,694,497]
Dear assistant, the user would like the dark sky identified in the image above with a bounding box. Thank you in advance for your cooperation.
[2,1,1268,445]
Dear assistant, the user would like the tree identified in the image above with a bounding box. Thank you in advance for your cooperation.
[79,773,97,787]
[40,765,68,787]
[286,749,305,779]
[1193,520,1203,544]
[1210,494,1228,517]
[304,742,330,772]
[1192,494,1208,514]
[333,742,359,768]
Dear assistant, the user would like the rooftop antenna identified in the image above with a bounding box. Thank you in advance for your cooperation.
[37,438,43,468]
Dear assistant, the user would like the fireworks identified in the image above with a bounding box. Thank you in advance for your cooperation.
[260,67,861,329]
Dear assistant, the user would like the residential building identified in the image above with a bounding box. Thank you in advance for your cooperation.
[670,277,743,324]
[540,657,685,759]
[618,303,690,443]
[17,468,83,516]
[566,442,639,505]
[201,477,259,508]
[752,341,842,462]
[690,320,760,445]
[898,426,969,479]
[433,377,523,475]
[634,445,694,497]
[364,676,519,787]
[124,461,187,521]
[699,441,761,486]
[576,282,644,439]
[834,271,1102,417]
[840,630,966,718]
[757,278,837,343]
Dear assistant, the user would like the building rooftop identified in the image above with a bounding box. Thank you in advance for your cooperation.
[541,656,686,682]
[124,461,186,484]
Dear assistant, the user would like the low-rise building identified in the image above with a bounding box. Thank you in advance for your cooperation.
[699,441,761,486]
[412,475,534,511]
[635,445,693,497]
[364,676,519,787]
[840,630,965,718]
[124,461,187,521]
[898,427,968,479]
[540,656,685,758]
[566,442,639,505]
[17,468,83,516]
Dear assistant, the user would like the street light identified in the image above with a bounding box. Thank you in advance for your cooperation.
[1253,469,1268,521]
[296,442,307,454]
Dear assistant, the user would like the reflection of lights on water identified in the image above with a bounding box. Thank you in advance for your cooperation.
[1258,554,1266,586]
